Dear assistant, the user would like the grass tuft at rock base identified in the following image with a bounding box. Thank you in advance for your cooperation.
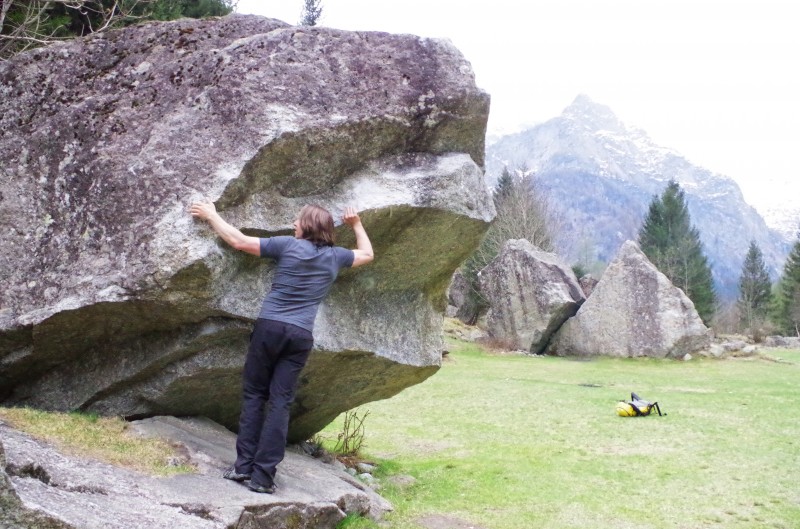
[0,407,195,476]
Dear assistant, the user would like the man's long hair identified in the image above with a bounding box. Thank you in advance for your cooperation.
[297,204,335,247]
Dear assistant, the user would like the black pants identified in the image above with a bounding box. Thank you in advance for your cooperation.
[234,318,313,487]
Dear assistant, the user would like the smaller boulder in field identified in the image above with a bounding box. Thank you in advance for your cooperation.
[479,239,585,354]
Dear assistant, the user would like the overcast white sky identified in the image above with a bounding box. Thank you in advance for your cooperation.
[235,0,799,211]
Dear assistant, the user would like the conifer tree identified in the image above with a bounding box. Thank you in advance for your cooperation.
[638,180,716,324]
[493,166,515,207]
[737,240,772,333]
[299,0,322,26]
[773,232,800,336]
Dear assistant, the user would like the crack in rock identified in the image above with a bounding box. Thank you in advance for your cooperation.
[6,462,51,485]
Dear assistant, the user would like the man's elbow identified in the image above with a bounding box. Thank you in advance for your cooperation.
[353,251,374,267]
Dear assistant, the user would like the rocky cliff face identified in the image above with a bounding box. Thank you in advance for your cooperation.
[486,95,788,299]
[0,15,494,441]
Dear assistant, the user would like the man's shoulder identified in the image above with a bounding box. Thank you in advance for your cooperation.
[331,245,355,267]
[260,235,297,257]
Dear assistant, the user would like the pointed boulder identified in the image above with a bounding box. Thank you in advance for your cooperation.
[546,241,710,358]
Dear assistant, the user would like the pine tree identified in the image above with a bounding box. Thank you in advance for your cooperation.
[638,180,716,324]
[737,240,772,333]
[299,0,322,26]
[493,166,515,207]
[773,232,800,336]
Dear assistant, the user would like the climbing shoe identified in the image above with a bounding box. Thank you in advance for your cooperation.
[223,467,251,482]
[247,480,277,494]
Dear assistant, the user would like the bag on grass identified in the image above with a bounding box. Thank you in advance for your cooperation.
[616,392,664,417]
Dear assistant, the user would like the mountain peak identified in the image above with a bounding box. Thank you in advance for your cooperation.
[568,94,597,107]
[562,94,623,130]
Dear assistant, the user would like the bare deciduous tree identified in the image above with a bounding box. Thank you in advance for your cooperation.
[457,166,563,323]
[0,0,151,59]
[791,290,800,337]
[472,166,559,266]
[712,300,745,335]
[1,0,12,31]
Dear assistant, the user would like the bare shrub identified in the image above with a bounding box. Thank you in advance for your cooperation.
[712,301,740,335]
[459,166,563,324]
[333,409,369,456]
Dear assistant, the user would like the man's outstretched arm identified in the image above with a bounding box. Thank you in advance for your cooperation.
[343,206,374,267]
[190,200,261,256]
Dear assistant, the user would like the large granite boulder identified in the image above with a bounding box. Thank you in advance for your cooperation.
[546,241,711,358]
[478,239,585,353]
[445,268,484,325]
[1,416,390,528]
[0,15,494,442]
[445,269,469,318]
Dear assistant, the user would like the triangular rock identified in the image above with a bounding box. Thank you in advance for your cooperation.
[547,240,710,358]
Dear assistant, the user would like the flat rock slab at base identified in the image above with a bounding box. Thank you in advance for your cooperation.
[0,416,390,529]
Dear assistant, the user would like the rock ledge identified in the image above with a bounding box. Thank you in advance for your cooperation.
[1,416,390,529]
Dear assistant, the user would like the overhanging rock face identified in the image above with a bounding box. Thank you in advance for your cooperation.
[0,15,494,442]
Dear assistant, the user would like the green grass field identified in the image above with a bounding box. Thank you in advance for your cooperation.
[326,339,800,529]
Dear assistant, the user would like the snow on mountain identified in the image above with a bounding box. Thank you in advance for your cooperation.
[485,95,791,300]
[747,201,800,243]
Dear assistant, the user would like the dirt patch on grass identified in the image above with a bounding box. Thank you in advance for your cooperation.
[416,514,488,529]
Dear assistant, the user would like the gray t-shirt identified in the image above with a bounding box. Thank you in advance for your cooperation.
[258,236,354,332]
